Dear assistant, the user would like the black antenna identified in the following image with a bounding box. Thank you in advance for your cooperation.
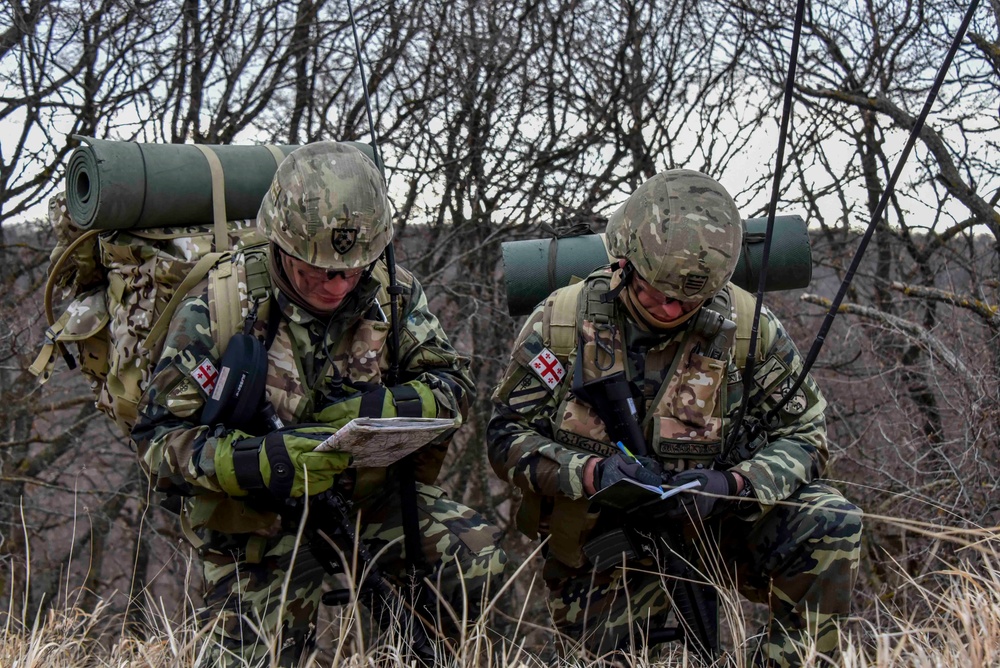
[346,0,400,387]
[345,0,427,598]
[722,0,807,459]
[347,0,384,174]
[759,0,983,425]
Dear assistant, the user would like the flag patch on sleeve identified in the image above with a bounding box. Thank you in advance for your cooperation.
[191,358,220,395]
[528,348,566,390]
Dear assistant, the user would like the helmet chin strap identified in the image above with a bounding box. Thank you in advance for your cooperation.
[600,261,634,303]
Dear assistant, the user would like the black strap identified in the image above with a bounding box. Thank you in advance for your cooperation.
[391,384,422,418]
[359,387,388,417]
[233,437,266,492]
[263,432,294,498]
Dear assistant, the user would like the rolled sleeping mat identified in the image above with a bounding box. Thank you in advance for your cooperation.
[502,215,812,317]
[64,136,381,230]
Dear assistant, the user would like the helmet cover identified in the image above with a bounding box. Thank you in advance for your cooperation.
[605,169,743,301]
[257,141,392,270]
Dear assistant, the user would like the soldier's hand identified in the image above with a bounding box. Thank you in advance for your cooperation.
[214,426,352,499]
[316,381,438,423]
[595,452,664,492]
[662,469,737,522]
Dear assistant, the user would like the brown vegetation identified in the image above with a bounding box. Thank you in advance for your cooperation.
[2,0,998,664]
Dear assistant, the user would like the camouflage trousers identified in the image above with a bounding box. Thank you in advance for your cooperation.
[196,482,508,667]
[543,481,862,667]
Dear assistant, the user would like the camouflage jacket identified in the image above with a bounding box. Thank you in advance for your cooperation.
[132,251,474,533]
[488,273,826,564]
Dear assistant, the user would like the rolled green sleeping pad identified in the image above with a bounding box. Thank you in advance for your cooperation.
[64,136,380,230]
[502,215,812,317]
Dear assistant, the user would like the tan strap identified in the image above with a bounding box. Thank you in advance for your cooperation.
[142,251,229,351]
[179,504,206,550]
[729,283,762,367]
[209,257,246,357]
[543,281,586,357]
[264,144,286,168]
[28,309,74,381]
[193,144,229,249]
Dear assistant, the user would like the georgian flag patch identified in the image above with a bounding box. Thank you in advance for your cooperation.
[528,348,566,389]
[191,358,220,395]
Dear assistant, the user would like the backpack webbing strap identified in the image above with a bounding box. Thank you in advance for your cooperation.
[143,251,229,352]
[727,284,762,368]
[543,280,587,357]
[211,261,243,357]
[35,228,103,375]
[193,144,229,249]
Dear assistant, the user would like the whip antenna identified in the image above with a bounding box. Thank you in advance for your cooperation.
[346,0,383,173]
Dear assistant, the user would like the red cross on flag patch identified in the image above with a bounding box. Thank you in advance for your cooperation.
[191,358,220,395]
[529,348,566,390]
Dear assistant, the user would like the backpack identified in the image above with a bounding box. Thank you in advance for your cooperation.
[30,193,264,441]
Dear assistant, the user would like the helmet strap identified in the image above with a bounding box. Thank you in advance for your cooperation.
[600,262,634,304]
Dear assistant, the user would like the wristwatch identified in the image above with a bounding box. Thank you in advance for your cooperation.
[736,474,755,499]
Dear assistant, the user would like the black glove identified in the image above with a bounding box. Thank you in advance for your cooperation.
[595,452,664,492]
[662,469,738,522]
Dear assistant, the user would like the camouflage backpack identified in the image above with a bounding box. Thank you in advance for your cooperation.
[30,194,266,441]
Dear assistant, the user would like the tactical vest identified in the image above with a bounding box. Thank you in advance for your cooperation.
[521,270,760,567]
[184,254,432,536]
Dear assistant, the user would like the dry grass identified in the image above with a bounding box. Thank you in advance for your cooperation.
[4,512,1000,668]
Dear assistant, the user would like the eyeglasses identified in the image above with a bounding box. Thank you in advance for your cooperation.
[631,273,701,312]
[281,253,366,286]
[631,274,671,304]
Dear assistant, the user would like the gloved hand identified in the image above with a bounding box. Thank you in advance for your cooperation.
[215,426,352,499]
[662,469,738,522]
[595,452,664,492]
[315,381,438,424]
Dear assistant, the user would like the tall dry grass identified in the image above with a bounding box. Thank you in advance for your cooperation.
[4,506,999,667]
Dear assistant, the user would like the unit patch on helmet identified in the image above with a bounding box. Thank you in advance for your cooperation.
[332,228,358,254]
[191,358,220,395]
[682,273,709,296]
[528,348,566,390]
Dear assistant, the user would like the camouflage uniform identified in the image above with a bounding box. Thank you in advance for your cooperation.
[132,143,507,665]
[488,170,861,667]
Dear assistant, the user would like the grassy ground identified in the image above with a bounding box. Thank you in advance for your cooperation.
[4,516,999,667]
[0,504,1000,668]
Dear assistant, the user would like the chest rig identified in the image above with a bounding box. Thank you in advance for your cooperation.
[544,270,759,469]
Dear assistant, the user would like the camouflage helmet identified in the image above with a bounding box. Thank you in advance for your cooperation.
[257,141,392,269]
[605,169,742,302]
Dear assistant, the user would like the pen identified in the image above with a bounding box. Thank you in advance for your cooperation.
[616,441,642,465]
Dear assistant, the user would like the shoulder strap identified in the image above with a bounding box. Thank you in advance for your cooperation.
[542,272,616,359]
[543,281,585,357]
[726,283,762,368]
[143,251,230,352]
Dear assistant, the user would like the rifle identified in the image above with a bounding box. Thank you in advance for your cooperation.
[219,400,438,663]
[287,489,438,664]
[582,483,720,663]
[574,371,720,662]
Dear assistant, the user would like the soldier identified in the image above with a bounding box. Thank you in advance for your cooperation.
[132,141,507,665]
[488,169,862,667]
